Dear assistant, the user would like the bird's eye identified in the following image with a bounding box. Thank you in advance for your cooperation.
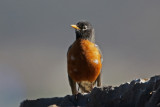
[83,25,88,30]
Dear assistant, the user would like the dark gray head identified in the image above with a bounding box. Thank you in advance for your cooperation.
[71,21,95,43]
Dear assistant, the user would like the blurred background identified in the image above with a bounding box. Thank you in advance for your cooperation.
[0,0,160,107]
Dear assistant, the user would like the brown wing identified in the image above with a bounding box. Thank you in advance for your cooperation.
[95,44,103,87]
[67,45,78,95]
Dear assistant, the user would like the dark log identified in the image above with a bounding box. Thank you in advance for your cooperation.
[20,75,160,107]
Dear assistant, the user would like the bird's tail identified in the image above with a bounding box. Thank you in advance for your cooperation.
[78,81,96,93]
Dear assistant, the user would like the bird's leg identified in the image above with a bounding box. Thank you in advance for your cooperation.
[68,74,79,101]
[74,83,81,100]
[77,83,80,92]
[96,72,102,87]
[68,75,78,95]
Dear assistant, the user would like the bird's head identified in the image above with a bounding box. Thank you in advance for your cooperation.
[71,21,95,42]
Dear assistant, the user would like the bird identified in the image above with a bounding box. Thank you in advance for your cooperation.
[67,21,103,95]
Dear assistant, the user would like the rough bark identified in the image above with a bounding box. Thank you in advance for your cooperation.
[20,75,160,107]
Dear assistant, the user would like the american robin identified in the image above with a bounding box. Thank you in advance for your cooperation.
[67,21,103,95]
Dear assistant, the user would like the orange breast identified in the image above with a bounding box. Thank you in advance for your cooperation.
[67,39,102,82]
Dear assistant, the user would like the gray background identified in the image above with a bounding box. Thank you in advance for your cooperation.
[0,0,160,107]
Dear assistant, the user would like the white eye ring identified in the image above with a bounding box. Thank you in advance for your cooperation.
[83,25,88,30]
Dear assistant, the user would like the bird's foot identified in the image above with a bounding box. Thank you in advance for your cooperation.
[74,93,81,101]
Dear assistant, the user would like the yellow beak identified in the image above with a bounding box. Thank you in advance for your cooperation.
[70,24,80,30]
